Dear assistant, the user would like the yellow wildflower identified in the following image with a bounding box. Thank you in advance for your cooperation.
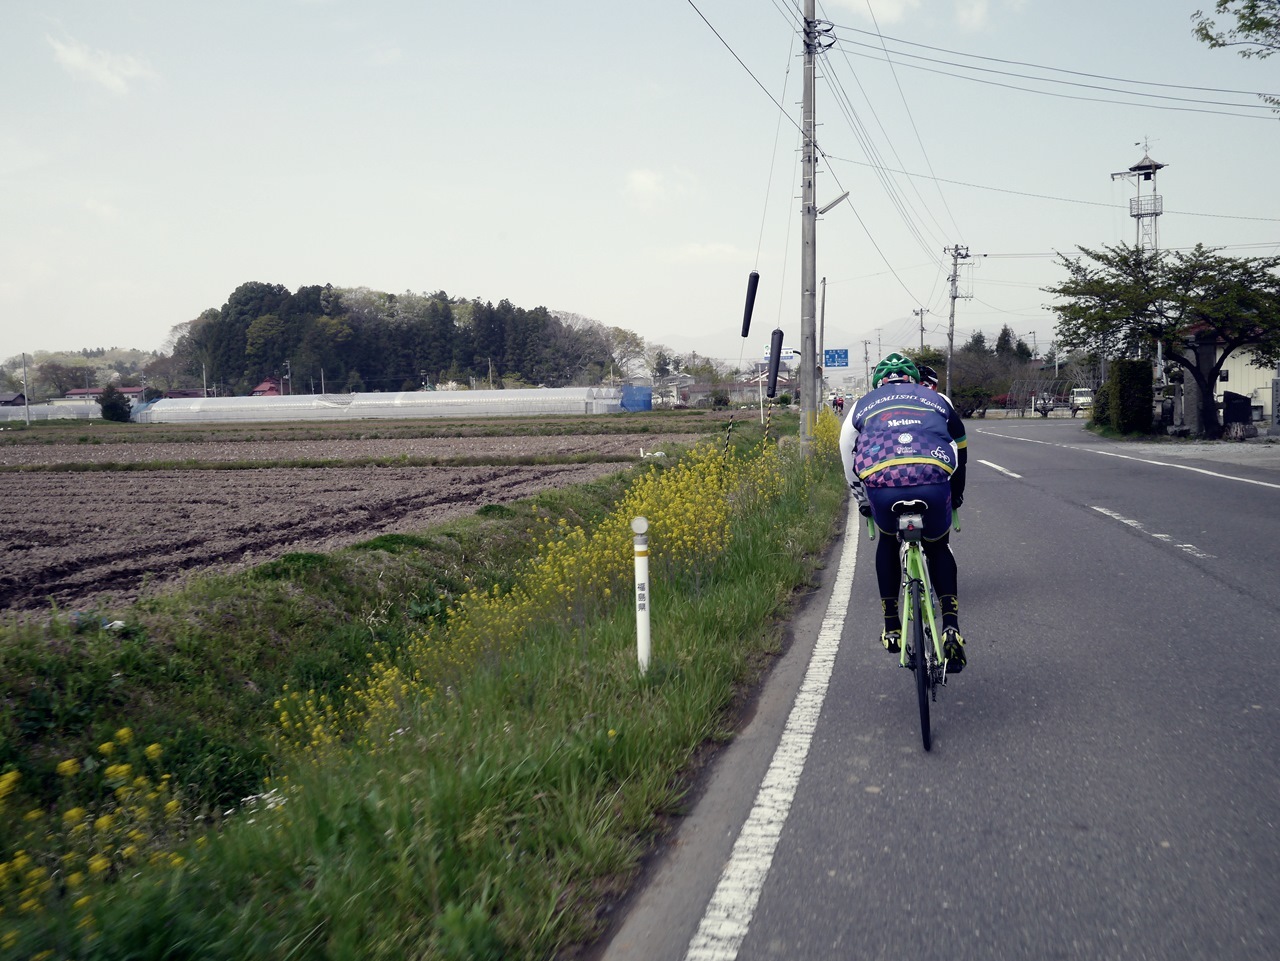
[56,758,81,777]
[98,742,116,756]
[114,727,133,744]
[93,814,114,833]
[62,807,88,824]
[145,743,163,762]
[87,855,110,876]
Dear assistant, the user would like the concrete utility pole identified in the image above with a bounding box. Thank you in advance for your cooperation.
[799,0,819,458]
[913,308,929,350]
[22,352,31,426]
[944,245,971,396]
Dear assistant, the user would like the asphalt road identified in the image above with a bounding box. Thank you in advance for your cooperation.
[599,421,1280,961]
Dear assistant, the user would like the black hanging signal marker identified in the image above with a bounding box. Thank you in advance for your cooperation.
[741,270,760,339]
[766,327,784,399]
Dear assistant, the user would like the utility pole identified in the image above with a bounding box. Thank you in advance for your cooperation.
[818,276,827,367]
[862,339,871,393]
[22,352,31,426]
[798,0,819,458]
[944,244,971,396]
[913,308,929,351]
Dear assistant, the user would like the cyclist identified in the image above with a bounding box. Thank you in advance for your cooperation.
[838,353,969,670]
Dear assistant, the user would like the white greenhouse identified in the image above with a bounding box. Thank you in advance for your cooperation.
[133,387,646,424]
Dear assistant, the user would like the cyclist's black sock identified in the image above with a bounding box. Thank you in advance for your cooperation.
[876,533,902,632]
[923,536,959,631]
[938,594,959,631]
[880,596,901,633]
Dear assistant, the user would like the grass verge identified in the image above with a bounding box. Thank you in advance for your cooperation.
[1,411,847,959]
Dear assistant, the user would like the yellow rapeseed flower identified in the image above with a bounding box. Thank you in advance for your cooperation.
[98,741,116,756]
[145,743,163,762]
[56,758,81,777]
[62,806,88,824]
[93,814,114,833]
[88,855,110,876]
[114,727,134,744]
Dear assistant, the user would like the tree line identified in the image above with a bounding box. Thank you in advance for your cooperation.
[155,283,628,396]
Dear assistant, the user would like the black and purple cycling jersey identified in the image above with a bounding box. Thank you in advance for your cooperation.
[844,383,967,488]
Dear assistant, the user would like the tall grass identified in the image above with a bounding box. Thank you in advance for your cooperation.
[1,410,847,959]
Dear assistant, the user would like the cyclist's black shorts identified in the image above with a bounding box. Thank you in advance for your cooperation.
[866,481,952,540]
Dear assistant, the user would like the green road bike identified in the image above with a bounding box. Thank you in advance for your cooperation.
[868,500,961,751]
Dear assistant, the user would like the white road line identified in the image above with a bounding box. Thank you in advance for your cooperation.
[1090,506,1215,559]
[977,429,1280,491]
[683,504,860,961]
[978,459,1022,479]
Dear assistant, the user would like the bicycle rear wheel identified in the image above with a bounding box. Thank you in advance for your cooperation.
[909,579,931,751]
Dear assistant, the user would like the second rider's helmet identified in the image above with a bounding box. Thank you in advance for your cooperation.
[871,352,920,388]
[917,364,940,389]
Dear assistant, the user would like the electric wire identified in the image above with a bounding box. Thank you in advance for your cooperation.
[755,24,798,268]
[835,46,1274,120]
[834,36,1277,111]
[823,153,1280,222]
[832,24,1280,99]
[851,1,966,238]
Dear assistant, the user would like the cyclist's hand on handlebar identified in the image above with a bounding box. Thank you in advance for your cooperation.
[857,503,872,518]
[952,509,961,532]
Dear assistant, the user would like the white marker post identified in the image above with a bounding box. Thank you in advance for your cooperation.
[632,516,650,674]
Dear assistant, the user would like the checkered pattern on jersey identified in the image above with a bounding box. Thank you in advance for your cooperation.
[864,461,949,488]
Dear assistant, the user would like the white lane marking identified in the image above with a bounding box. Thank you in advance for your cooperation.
[978,459,1022,479]
[1091,506,1215,559]
[684,504,859,961]
[977,430,1280,491]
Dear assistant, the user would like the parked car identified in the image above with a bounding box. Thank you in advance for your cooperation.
[1069,388,1094,417]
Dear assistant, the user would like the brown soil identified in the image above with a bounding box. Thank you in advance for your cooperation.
[0,432,697,614]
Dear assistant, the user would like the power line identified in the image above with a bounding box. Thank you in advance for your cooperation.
[834,37,1276,110]
[832,23,1280,99]
[683,0,808,142]
[835,47,1276,120]
[823,153,1280,222]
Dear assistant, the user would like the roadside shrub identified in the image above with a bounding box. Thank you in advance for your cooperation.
[1105,359,1154,434]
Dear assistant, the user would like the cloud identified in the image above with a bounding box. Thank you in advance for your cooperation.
[47,35,157,94]
[625,169,666,209]
[666,242,748,265]
[83,199,120,221]
[955,0,991,29]
[829,0,921,25]
[369,44,402,66]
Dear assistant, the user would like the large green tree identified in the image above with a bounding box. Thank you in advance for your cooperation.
[1046,243,1280,438]
[1192,2,1280,109]
[1193,1,1280,56]
[38,361,93,397]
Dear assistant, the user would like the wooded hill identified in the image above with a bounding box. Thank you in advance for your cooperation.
[2,283,657,400]
[166,282,619,396]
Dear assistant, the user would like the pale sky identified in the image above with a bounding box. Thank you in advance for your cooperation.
[3,1,1278,379]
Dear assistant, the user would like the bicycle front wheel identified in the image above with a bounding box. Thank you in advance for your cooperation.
[909,579,931,751]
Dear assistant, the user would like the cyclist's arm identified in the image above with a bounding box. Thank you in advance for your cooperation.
[946,402,968,509]
[838,406,871,513]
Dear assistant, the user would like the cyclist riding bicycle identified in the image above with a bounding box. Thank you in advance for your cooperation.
[838,353,970,670]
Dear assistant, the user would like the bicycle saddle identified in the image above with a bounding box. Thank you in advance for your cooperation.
[890,499,928,515]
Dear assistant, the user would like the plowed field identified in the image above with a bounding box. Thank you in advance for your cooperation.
[0,427,701,614]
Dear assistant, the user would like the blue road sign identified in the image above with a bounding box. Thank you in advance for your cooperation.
[824,349,849,368]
